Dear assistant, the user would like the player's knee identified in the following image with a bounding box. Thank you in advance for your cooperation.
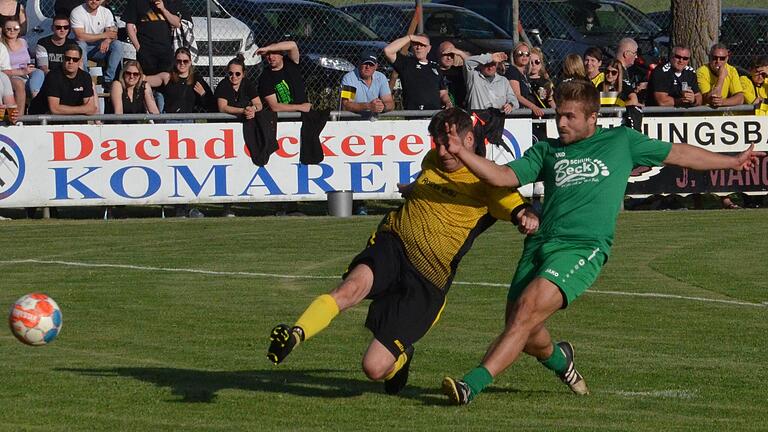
[361,356,391,381]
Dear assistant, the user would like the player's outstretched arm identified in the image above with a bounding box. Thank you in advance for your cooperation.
[663,143,765,171]
[515,207,539,235]
[445,124,520,187]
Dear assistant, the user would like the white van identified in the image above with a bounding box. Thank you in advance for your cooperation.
[24,0,260,82]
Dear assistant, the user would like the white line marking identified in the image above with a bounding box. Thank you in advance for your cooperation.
[611,389,695,399]
[2,259,765,308]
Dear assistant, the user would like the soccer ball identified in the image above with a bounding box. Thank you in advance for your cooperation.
[9,293,63,346]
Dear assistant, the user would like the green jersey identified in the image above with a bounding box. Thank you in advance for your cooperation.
[508,126,671,253]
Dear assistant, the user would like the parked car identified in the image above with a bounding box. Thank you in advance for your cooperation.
[24,0,260,85]
[339,2,520,62]
[434,0,667,75]
[648,8,768,70]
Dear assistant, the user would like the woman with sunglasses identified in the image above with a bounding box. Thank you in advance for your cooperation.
[527,48,555,110]
[0,0,25,35]
[1,17,34,113]
[110,60,159,115]
[599,59,638,107]
[504,42,544,118]
[214,54,261,120]
[147,47,215,115]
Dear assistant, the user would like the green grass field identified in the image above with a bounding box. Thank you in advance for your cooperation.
[1,211,766,431]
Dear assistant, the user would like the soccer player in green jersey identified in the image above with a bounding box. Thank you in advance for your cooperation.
[267,108,539,395]
[441,78,765,405]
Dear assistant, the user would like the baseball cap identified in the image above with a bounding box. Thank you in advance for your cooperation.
[360,54,378,66]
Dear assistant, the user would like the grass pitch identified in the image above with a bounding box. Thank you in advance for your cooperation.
[0,210,766,431]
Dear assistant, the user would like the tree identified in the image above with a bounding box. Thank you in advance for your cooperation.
[671,0,720,67]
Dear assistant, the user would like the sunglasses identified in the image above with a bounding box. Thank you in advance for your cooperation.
[673,54,690,61]
[54,25,70,30]
[124,71,140,77]
[532,59,541,65]
[176,59,191,64]
[63,55,80,63]
[483,62,498,68]
[711,55,727,61]
[606,69,619,76]
[515,50,530,57]
[228,71,242,77]
[441,53,454,58]
[4,26,19,32]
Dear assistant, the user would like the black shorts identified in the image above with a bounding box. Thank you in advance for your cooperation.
[344,231,446,358]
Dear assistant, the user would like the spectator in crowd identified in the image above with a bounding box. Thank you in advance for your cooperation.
[583,47,604,87]
[528,47,555,110]
[0,0,25,35]
[648,45,701,107]
[462,51,517,113]
[739,56,768,116]
[1,17,34,112]
[256,40,311,114]
[146,47,214,114]
[28,43,98,115]
[54,0,81,18]
[505,42,543,117]
[616,37,648,101]
[384,33,450,111]
[31,14,71,98]
[696,43,744,108]
[600,60,638,106]
[215,54,262,118]
[559,53,586,83]
[110,60,159,114]
[123,0,190,75]
[70,0,121,85]
[339,53,394,117]
[437,41,466,109]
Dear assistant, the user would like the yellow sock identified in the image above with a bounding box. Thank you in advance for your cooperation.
[294,294,340,340]
[383,351,409,381]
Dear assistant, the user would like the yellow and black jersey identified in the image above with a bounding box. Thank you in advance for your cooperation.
[379,150,527,290]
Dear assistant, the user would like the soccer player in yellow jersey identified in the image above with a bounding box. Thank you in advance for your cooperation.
[267,108,539,395]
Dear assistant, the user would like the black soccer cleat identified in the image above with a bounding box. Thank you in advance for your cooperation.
[442,376,472,405]
[384,345,415,395]
[556,341,590,395]
[267,324,301,365]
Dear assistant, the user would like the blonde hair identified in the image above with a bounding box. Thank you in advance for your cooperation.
[529,47,549,80]
[561,54,586,80]
[119,60,145,89]
[171,47,197,85]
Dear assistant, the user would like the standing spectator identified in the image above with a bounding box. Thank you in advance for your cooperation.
[54,0,81,17]
[147,47,214,113]
[583,47,604,87]
[28,43,98,115]
[559,54,586,83]
[600,60,638,106]
[505,42,543,117]
[384,33,450,111]
[616,37,648,102]
[437,41,466,109]
[1,18,34,112]
[739,56,768,116]
[340,53,394,117]
[31,15,71,98]
[462,51,517,112]
[648,45,701,107]
[256,40,311,113]
[528,47,555,110]
[110,60,159,114]
[696,43,744,108]
[70,0,121,85]
[123,0,190,75]
[0,0,25,35]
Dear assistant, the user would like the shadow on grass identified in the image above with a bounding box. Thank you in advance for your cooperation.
[56,366,522,405]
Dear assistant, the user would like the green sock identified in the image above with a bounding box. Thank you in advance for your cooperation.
[462,366,493,400]
[539,343,567,374]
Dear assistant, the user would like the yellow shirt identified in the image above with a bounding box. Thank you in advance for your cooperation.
[696,64,743,97]
[591,72,605,88]
[739,75,768,115]
[381,150,526,290]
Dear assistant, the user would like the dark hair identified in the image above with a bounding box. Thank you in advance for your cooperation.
[583,46,603,63]
[555,78,600,116]
[750,56,768,69]
[602,59,626,93]
[52,14,70,22]
[428,108,472,142]
[63,42,82,56]
[227,54,246,70]
[172,47,196,85]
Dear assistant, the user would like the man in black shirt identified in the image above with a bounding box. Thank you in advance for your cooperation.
[123,0,190,74]
[384,33,450,111]
[647,45,702,107]
[437,41,466,109]
[256,40,311,113]
[28,43,98,115]
[31,15,71,97]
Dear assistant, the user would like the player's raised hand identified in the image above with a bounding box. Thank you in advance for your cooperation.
[444,122,464,155]
[516,207,539,235]
[734,143,766,170]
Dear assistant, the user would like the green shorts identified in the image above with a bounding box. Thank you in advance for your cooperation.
[507,238,608,307]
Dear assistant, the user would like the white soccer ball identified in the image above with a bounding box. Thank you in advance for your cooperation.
[9,293,63,346]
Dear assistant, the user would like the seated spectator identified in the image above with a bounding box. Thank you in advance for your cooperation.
[215,55,262,118]
[256,40,311,113]
[696,43,744,108]
[559,53,586,83]
[124,0,190,75]
[462,51,518,113]
[600,60,638,106]
[648,45,702,107]
[146,47,214,114]
[505,42,543,117]
[340,53,394,117]
[384,33,450,111]
[70,0,121,85]
[31,14,71,98]
[616,37,649,102]
[739,56,768,116]
[0,0,25,35]
[584,47,604,87]
[528,47,555,110]
[437,41,466,109]
[28,42,98,115]
[110,60,159,114]
[1,17,34,113]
